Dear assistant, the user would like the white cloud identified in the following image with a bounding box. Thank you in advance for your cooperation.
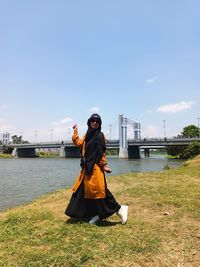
[146,76,159,84]
[157,101,195,113]
[52,116,73,126]
[88,106,99,113]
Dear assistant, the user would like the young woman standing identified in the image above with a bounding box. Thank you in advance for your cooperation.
[65,113,128,224]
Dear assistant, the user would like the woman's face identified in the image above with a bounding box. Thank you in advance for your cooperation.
[90,119,100,129]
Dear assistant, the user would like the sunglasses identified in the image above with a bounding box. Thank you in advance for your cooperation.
[91,119,100,123]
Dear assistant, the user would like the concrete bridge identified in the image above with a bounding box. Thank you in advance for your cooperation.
[6,137,200,159]
[2,114,199,159]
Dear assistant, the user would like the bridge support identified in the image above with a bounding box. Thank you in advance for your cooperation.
[119,148,128,158]
[12,148,18,157]
[119,114,128,158]
[64,146,81,158]
[144,148,150,157]
[128,146,141,159]
[118,114,142,159]
[12,148,36,158]
[59,146,65,158]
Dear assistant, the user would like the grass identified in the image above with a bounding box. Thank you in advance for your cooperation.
[0,156,200,266]
[0,154,14,158]
[36,151,60,158]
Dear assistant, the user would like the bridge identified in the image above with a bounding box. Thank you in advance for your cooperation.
[2,114,200,159]
[6,137,200,159]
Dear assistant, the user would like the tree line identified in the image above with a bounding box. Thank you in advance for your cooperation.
[166,124,200,159]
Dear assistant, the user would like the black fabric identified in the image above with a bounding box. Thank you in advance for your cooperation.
[65,182,87,219]
[81,113,106,176]
[65,182,120,220]
[84,130,106,175]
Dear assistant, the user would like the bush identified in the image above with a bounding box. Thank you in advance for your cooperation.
[166,146,185,157]
[2,146,13,154]
[179,142,200,159]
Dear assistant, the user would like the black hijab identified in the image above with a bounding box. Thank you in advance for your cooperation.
[81,114,106,175]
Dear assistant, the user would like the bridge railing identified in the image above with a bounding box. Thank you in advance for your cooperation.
[4,137,200,148]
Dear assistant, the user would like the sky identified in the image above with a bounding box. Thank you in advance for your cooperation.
[0,0,200,142]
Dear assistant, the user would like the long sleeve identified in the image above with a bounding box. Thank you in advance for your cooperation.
[72,129,86,148]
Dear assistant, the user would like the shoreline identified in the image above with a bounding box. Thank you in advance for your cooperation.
[0,156,185,213]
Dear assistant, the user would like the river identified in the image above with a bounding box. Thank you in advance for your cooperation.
[0,156,183,212]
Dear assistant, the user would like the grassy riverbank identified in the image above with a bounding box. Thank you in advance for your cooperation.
[0,156,200,267]
[0,154,14,158]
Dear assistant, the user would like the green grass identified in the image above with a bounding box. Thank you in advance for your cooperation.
[37,151,60,158]
[0,154,14,158]
[0,156,200,266]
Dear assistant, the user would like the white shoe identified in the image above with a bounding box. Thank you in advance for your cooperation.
[117,205,128,224]
[89,215,100,224]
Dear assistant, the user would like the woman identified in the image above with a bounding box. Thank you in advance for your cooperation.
[65,113,128,224]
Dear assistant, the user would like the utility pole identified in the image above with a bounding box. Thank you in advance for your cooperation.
[198,117,200,137]
[163,120,166,139]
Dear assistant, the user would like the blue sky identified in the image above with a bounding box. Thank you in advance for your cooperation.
[0,0,199,142]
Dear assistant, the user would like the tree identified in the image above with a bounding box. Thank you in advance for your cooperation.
[11,135,23,144]
[179,142,200,159]
[181,125,199,138]
[166,124,200,158]
[11,135,29,144]
[2,145,13,154]
[166,146,185,157]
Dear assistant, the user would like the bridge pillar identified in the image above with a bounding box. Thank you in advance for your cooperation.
[65,146,81,158]
[128,146,141,159]
[119,148,128,158]
[59,146,65,158]
[144,148,150,157]
[13,148,36,158]
[12,148,18,157]
[119,114,128,158]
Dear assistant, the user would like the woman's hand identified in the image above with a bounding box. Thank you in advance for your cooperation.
[104,165,112,173]
[72,124,78,131]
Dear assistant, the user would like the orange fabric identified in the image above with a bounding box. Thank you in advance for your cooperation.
[71,129,107,199]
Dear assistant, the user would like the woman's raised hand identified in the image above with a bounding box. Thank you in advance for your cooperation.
[72,124,78,131]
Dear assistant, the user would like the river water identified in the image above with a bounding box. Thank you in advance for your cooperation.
[0,156,183,212]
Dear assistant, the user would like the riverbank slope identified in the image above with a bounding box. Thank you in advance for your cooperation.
[0,156,200,266]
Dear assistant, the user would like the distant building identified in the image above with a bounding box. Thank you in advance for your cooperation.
[1,132,10,145]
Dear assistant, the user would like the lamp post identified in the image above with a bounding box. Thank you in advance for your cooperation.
[163,120,166,139]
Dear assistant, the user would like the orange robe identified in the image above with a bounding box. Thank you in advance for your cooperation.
[71,129,107,199]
